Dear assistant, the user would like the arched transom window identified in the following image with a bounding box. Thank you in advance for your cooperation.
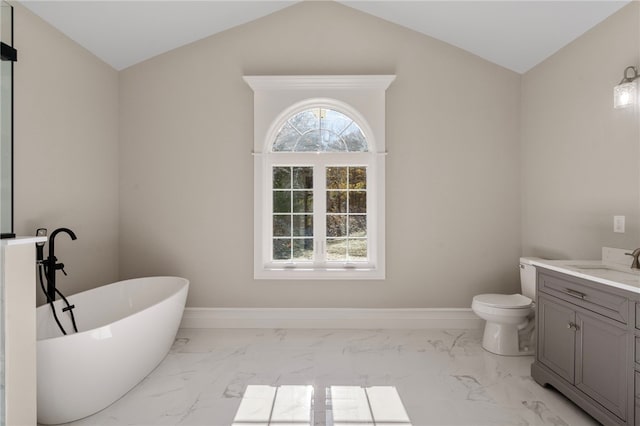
[272,108,368,152]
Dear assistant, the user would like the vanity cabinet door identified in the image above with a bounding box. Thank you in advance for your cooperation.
[538,295,576,384]
[635,371,640,426]
[575,310,628,421]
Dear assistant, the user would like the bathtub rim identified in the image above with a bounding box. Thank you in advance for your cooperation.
[36,276,189,344]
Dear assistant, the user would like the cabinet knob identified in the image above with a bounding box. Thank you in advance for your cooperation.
[567,322,579,331]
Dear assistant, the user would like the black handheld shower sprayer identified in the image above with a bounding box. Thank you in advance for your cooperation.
[36,227,79,335]
[36,228,46,262]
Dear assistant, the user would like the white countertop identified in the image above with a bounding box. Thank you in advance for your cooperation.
[530,259,640,294]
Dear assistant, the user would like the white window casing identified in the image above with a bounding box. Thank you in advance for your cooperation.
[244,75,395,280]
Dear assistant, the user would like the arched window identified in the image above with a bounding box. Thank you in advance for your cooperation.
[272,108,368,152]
[269,106,371,265]
[245,75,394,280]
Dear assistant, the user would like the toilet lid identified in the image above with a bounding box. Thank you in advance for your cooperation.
[473,294,532,309]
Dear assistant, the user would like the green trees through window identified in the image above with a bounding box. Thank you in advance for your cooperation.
[272,166,314,261]
[326,167,367,261]
[271,166,368,262]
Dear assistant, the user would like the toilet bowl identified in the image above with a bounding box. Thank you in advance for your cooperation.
[471,258,539,356]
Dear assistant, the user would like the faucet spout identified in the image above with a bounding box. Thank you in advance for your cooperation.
[45,227,77,302]
[625,248,640,270]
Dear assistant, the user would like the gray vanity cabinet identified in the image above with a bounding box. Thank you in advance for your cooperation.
[636,304,640,426]
[537,295,575,383]
[575,308,629,420]
[532,268,638,426]
[634,370,640,426]
[537,294,628,420]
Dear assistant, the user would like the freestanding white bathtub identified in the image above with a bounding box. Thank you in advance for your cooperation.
[36,276,189,425]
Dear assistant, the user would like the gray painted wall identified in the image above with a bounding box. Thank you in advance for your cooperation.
[119,1,522,308]
[521,2,640,260]
[12,4,120,303]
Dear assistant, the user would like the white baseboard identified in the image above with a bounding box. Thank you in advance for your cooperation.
[180,307,482,330]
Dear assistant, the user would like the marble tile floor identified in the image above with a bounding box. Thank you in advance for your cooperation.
[62,328,598,426]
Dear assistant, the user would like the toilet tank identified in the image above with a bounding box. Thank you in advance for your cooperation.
[520,257,541,300]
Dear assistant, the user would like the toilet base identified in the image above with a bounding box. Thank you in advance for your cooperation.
[481,321,534,356]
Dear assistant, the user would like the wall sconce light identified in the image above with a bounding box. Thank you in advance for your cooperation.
[613,66,639,108]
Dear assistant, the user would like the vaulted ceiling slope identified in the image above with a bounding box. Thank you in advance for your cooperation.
[19,0,632,73]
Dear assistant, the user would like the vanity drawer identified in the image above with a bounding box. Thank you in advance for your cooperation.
[538,270,629,324]
[636,303,640,330]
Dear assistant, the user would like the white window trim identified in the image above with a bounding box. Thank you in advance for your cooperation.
[245,75,395,280]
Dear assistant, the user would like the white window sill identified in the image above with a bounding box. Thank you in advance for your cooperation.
[255,266,385,280]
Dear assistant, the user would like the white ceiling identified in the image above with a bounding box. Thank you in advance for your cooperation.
[342,0,631,74]
[19,0,632,73]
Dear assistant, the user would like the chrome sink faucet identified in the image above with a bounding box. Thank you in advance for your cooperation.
[625,248,640,270]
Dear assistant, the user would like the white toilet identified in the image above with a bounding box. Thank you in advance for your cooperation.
[471,257,539,356]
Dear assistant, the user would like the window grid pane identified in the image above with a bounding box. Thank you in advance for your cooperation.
[326,166,367,262]
[273,166,314,261]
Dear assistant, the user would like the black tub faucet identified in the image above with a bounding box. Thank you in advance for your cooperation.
[45,227,77,301]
